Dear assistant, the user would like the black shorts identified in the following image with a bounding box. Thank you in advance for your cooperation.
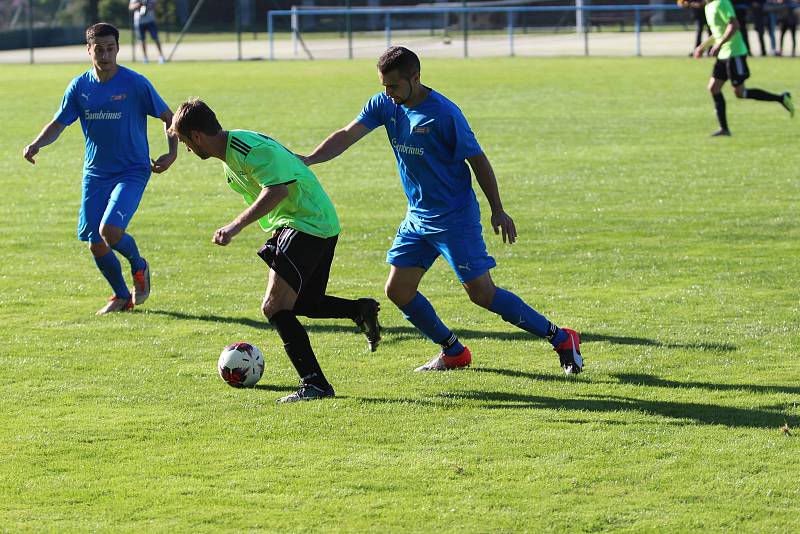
[257,227,338,306]
[712,56,750,86]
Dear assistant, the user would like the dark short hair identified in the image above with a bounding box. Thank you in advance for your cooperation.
[86,23,119,45]
[170,98,223,137]
[377,46,420,78]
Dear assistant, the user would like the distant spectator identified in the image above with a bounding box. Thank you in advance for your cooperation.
[129,0,165,64]
[751,0,777,55]
[776,0,797,56]
[734,2,752,56]
[679,1,712,54]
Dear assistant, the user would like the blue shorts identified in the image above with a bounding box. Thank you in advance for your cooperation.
[386,217,496,283]
[78,174,149,243]
[137,21,159,41]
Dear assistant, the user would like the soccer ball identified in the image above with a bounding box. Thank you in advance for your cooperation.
[218,342,265,388]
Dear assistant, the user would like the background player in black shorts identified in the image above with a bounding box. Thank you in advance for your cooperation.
[694,0,793,136]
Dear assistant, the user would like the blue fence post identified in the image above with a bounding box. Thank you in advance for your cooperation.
[268,11,274,61]
[385,12,391,48]
[507,11,514,57]
[635,8,641,56]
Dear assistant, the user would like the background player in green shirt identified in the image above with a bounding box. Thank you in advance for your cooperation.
[170,99,381,403]
[694,0,793,136]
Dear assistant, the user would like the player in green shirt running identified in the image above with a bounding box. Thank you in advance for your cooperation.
[694,0,794,136]
[170,99,381,403]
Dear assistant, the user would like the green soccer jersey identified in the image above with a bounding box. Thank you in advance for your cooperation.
[705,0,748,59]
[222,130,340,239]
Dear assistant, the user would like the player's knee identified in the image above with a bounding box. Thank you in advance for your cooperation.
[262,291,296,319]
[99,224,123,245]
[384,282,400,305]
[466,286,493,309]
[385,281,412,307]
[467,291,492,309]
[89,241,110,257]
[261,299,285,320]
[733,87,745,98]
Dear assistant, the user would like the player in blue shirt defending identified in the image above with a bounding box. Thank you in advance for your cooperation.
[23,23,177,315]
[301,47,583,375]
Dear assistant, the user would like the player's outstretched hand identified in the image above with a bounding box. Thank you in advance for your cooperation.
[213,223,241,246]
[23,144,39,164]
[491,210,517,244]
[151,153,177,173]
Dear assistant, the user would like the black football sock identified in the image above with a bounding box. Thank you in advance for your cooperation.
[545,322,560,343]
[438,332,465,356]
[294,295,358,320]
[743,88,783,102]
[268,310,330,388]
[713,93,729,131]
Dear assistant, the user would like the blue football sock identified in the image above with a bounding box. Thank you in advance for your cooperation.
[490,287,564,345]
[94,250,130,299]
[551,328,568,346]
[111,233,145,273]
[399,292,464,356]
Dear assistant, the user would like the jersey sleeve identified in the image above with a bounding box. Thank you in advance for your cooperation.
[137,74,169,119]
[355,93,386,130]
[53,78,80,126]
[446,105,483,161]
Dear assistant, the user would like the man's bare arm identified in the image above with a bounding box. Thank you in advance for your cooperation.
[212,184,290,246]
[468,153,517,244]
[23,120,67,164]
[151,109,178,173]
[300,119,370,166]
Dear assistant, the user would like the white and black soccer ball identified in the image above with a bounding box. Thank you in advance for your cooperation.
[218,342,265,388]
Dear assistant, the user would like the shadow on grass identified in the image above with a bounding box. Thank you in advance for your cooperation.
[478,391,786,429]
[471,367,800,397]
[145,310,735,352]
[359,391,787,429]
[253,383,297,392]
[580,333,736,352]
[610,373,800,396]
[472,367,578,384]
[146,309,270,329]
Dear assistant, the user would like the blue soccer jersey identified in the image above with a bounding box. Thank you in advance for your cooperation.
[54,65,169,178]
[356,90,483,228]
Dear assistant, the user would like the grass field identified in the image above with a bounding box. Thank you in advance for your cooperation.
[2,57,799,532]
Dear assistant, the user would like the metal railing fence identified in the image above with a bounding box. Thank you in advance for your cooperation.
[267,3,793,60]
